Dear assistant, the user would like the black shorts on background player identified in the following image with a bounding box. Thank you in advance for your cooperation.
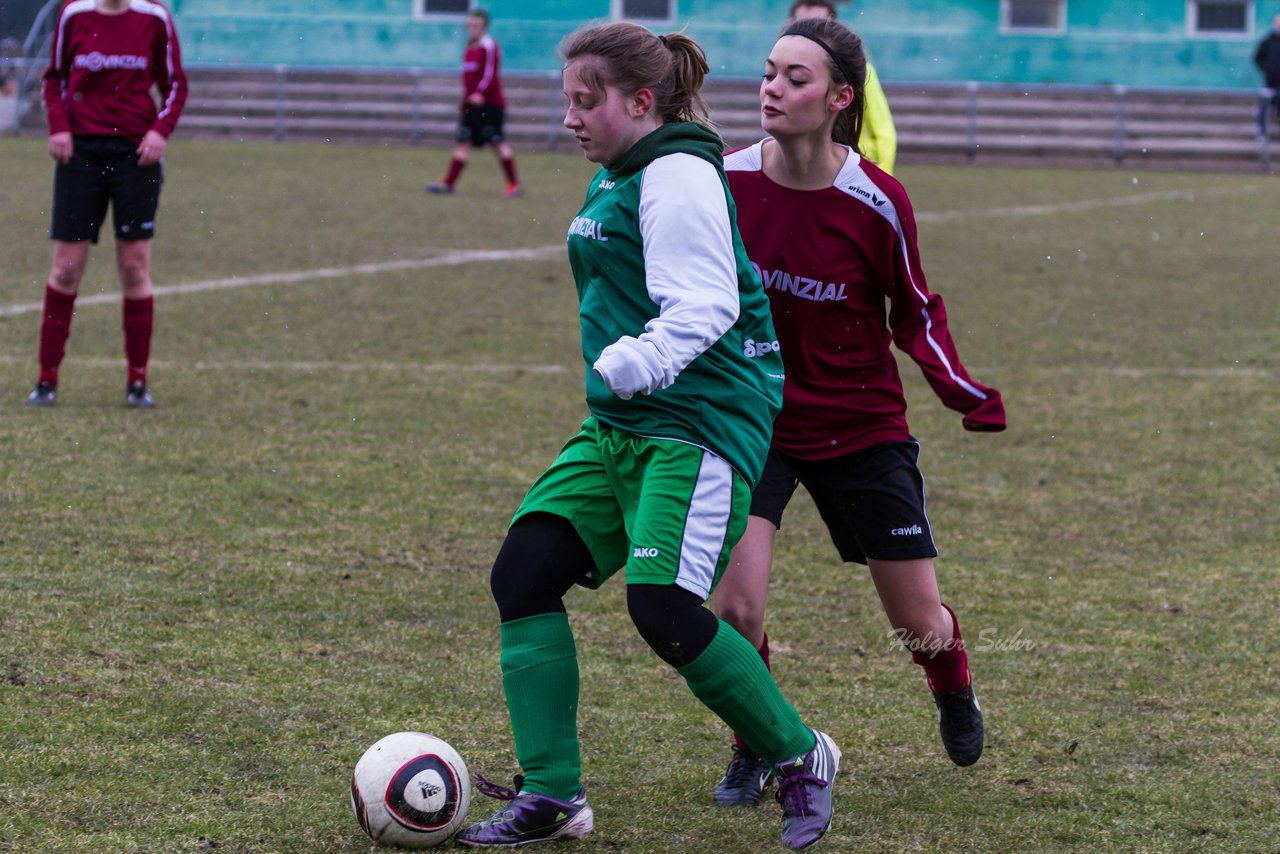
[51,135,163,243]
[457,104,505,146]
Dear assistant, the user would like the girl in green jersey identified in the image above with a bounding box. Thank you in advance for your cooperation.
[456,22,838,852]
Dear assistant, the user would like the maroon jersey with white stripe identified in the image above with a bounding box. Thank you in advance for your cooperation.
[43,0,187,141]
[461,34,506,108]
[725,140,1005,460]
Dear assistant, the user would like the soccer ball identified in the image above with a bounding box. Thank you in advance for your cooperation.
[351,731,472,849]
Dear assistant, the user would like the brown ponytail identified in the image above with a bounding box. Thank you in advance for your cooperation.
[561,22,712,126]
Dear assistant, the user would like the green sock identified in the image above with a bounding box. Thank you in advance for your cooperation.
[678,620,816,763]
[499,612,582,800]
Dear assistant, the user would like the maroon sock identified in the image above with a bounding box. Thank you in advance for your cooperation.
[37,284,77,386]
[123,295,154,387]
[501,156,519,184]
[443,157,466,187]
[911,602,970,695]
[733,633,771,754]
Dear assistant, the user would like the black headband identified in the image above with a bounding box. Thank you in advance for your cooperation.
[782,29,856,89]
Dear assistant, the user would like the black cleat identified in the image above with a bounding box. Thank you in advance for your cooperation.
[933,673,984,766]
[26,382,57,407]
[713,745,772,806]
[126,381,155,409]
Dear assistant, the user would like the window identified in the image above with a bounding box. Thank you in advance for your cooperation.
[1189,0,1251,34]
[419,0,471,15]
[1000,0,1065,33]
[614,0,675,23]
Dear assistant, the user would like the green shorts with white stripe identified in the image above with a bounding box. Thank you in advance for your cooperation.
[514,416,751,600]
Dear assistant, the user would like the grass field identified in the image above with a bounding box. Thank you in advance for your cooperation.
[1,136,1278,853]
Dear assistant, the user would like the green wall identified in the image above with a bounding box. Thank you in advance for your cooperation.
[169,0,1271,90]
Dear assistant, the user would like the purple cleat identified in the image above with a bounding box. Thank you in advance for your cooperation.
[455,774,594,848]
[774,729,840,850]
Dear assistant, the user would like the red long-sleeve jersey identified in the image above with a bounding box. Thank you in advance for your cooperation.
[461,34,506,108]
[725,141,1005,460]
[43,0,187,141]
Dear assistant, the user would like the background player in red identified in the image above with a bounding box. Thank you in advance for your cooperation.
[29,0,186,408]
[710,15,1007,806]
[426,8,522,198]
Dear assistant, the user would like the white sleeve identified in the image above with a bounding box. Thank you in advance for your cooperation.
[591,153,741,399]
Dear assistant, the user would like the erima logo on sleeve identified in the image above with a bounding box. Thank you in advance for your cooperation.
[568,216,608,242]
[848,185,886,207]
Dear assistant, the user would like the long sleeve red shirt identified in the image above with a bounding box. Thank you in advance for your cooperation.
[43,0,187,141]
[725,140,1006,460]
[461,34,506,109]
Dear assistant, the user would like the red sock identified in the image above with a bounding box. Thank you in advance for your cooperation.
[911,602,970,695]
[443,157,466,187]
[37,284,77,386]
[733,633,770,753]
[501,156,519,185]
[123,295,154,387]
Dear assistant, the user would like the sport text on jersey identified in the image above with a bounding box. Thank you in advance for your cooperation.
[74,52,150,72]
[752,263,848,303]
[743,338,780,358]
[568,216,609,242]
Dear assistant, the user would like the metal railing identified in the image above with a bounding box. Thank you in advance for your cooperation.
[913,78,1276,170]
[1258,88,1277,171]
[5,55,1276,171]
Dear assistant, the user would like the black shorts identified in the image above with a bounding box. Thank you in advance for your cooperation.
[750,440,938,565]
[456,104,505,147]
[50,135,163,244]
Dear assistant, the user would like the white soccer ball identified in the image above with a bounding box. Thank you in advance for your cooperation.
[351,731,472,849]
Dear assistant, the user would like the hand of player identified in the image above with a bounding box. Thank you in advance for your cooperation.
[137,130,167,165]
[962,391,1007,432]
[593,336,675,400]
[48,131,73,164]
[466,92,485,106]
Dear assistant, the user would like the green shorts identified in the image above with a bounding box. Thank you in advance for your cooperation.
[514,416,751,600]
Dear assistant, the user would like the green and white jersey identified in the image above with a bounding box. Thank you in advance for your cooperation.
[566,121,784,488]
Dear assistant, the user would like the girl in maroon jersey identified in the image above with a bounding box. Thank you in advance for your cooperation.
[28,0,187,408]
[425,8,522,198]
[710,16,1006,806]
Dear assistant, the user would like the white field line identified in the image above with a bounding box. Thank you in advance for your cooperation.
[0,244,566,317]
[0,354,1265,379]
[0,354,569,374]
[914,184,1274,224]
[1103,366,1271,379]
[1,184,1272,318]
